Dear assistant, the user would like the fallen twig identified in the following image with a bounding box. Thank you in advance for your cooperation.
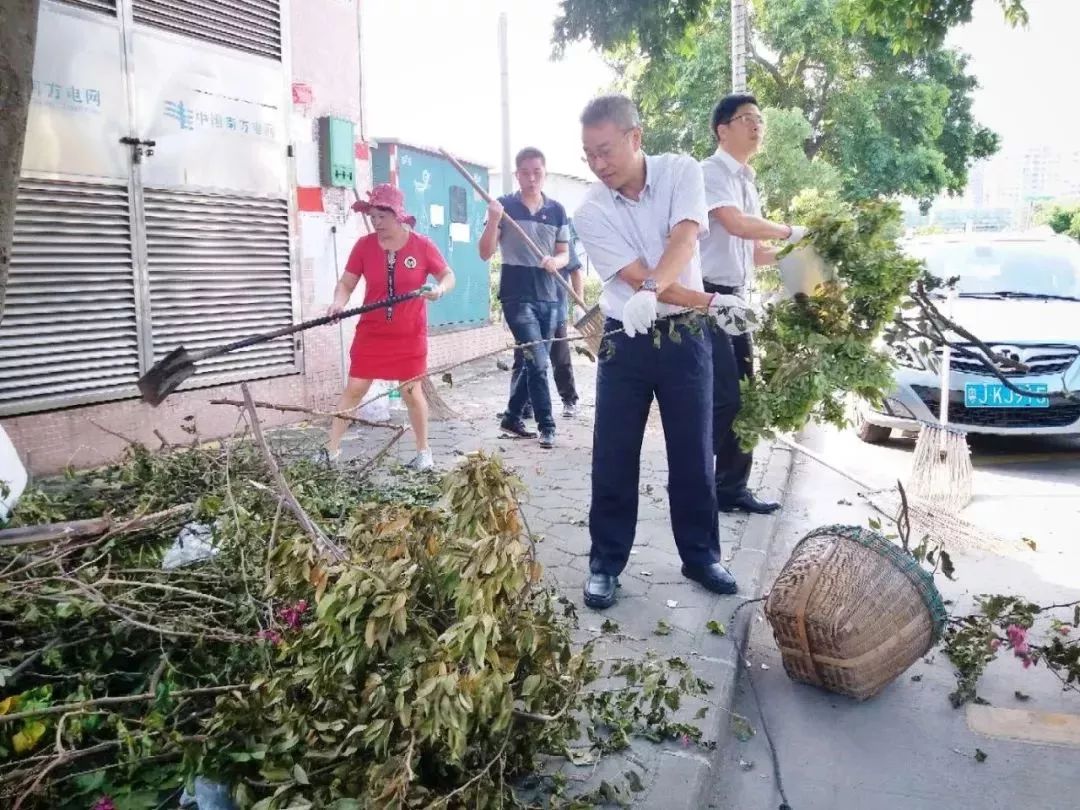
[240,384,347,562]
[0,504,192,548]
[0,685,242,724]
[211,397,399,430]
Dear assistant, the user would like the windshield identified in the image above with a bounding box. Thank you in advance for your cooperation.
[910,240,1080,298]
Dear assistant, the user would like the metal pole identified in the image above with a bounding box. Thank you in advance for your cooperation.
[498,11,512,194]
[731,0,747,93]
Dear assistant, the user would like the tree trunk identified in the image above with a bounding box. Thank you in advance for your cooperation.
[0,0,41,326]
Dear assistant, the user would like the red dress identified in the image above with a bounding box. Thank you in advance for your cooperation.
[343,231,447,380]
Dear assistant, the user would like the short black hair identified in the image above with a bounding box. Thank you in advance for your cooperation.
[515,147,546,168]
[580,95,641,130]
[711,93,759,136]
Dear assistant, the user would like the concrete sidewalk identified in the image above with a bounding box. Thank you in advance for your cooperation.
[338,353,795,807]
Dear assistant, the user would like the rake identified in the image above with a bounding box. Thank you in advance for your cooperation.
[908,290,973,511]
[439,147,605,360]
[137,291,425,407]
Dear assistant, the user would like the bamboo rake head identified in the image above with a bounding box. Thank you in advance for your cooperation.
[573,306,605,360]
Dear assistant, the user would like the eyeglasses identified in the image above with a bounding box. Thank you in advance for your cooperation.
[582,128,635,165]
[727,113,765,127]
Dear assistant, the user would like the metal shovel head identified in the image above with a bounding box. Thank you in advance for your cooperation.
[137,345,196,406]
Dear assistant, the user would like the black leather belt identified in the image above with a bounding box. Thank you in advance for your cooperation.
[703,281,741,296]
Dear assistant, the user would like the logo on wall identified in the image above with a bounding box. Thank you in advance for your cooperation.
[162,99,276,139]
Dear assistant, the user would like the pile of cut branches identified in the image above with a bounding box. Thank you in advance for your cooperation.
[2,425,709,809]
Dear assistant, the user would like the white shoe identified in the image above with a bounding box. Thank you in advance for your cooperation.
[407,449,434,471]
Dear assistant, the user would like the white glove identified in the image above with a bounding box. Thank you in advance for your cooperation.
[621,290,658,338]
[786,225,808,245]
[708,293,757,336]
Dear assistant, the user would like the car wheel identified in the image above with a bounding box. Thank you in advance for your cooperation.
[856,418,892,444]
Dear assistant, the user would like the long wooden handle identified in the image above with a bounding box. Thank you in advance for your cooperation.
[192,291,424,362]
[439,148,589,311]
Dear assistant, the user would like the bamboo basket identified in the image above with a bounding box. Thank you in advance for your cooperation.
[764,525,948,701]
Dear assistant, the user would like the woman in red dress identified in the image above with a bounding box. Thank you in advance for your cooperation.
[325,184,455,469]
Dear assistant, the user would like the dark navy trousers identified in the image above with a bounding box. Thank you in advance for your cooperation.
[704,282,755,503]
[589,316,721,576]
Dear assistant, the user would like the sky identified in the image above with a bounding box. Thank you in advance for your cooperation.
[362,0,1079,178]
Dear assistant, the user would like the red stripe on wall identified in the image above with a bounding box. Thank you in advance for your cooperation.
[296,186,323,212]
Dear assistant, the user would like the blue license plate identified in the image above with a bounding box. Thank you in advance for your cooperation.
[964,383,1050,409]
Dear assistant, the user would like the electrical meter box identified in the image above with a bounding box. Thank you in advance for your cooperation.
[317,116,355,188]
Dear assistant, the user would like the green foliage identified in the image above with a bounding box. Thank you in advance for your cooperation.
[551,0,712,57]
[1037,202,1080,240]
[754,108,842,217]
[734,191,925,448]
[843,0,1029,54]
[604,1,997,207]
[554,0,1029,57]
[2,442,711,808]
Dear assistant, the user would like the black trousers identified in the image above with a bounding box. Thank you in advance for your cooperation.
[589,317,720,576]
[704,282,755,503]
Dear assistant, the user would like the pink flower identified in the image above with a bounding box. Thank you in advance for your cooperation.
[277,600,309,631]
[1022,656,1034,669]
[680,734,692,747]
[1006,624,1030,657]
[257,629,283,645]
[1059,625,1072,636]
[91,797,116,810]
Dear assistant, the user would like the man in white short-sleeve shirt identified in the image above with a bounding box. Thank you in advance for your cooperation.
[700,94,806,516]
[573,95,751,610]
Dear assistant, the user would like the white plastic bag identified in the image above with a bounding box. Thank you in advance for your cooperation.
[161,522,218,570]
[0,425,27,523]
[359,379,392,422]
[777,245,836,300]
[179,777,236,809]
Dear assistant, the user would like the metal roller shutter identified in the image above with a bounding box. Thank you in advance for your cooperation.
[142,189,297,387]
[54,0,118,14]
[131,0,282,60]
[0,180,140,415]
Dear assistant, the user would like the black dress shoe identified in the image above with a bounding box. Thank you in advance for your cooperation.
[682,563,739,595]
[583,573,619,609]
[718,490,781,515]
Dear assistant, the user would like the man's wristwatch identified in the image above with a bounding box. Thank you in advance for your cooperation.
[640,278,658,293]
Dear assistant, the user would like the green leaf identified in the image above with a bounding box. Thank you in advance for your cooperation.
[974,748,988,763]
[1022,537,1037,552]
[566,746,600,766]
[695,707,708,719]
[731,714,755,742]
[654,620,672,636]
[441,372,454,387]
[706,620,726,636]
[625,769,645,792]
[521,674,542,697]
[1014,691,1031,702]
[293,763,310,785]
[601,619,620,634]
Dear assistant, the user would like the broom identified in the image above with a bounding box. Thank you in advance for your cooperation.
[907,290,973,511]
[349,188,459,421]
[439,148,606,360]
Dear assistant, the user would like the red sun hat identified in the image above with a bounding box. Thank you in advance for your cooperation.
[352,183,416,227]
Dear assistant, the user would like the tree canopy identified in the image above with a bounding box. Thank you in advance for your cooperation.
[559,0,1000,210]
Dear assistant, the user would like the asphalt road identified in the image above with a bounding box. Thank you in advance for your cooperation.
[707,424,1080,810]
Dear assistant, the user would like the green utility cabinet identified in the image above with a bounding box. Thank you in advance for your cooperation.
[371,141,491,329]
